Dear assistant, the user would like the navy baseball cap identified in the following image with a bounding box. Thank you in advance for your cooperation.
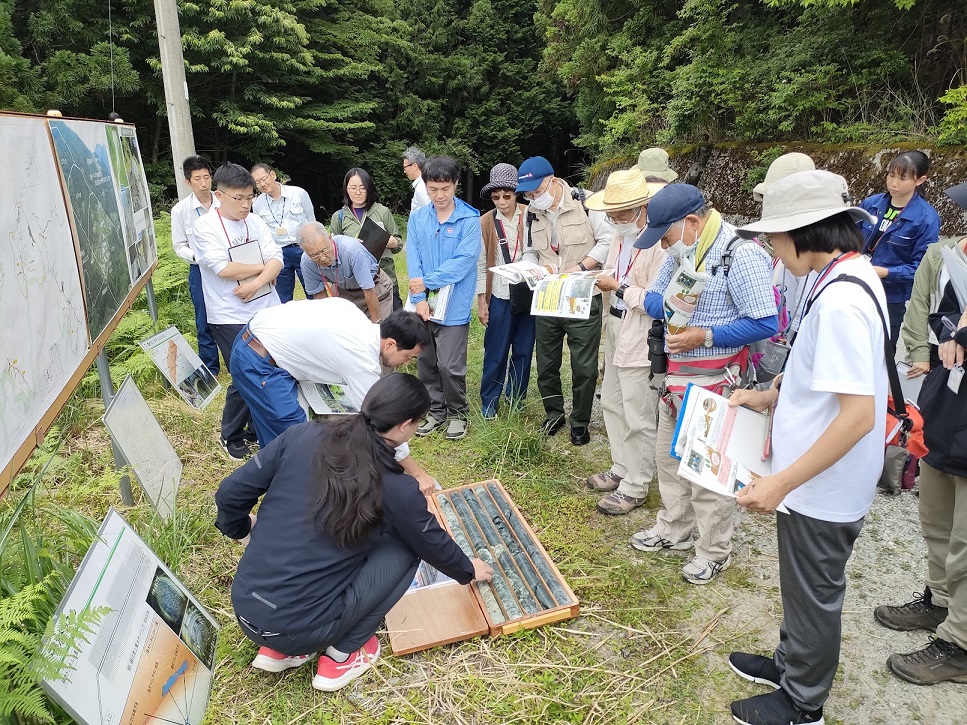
[635,184,705,249]
[516,156,554,193]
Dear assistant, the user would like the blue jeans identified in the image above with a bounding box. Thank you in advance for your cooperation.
[275,244,307,303]
[229,329,307,447]
[188,264,220,375]
[480,296,536,416]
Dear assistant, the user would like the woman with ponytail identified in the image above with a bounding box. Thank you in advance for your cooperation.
[216,373,493,692]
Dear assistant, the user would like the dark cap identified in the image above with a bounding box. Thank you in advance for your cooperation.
[635,184,705,249]
[516,156,554,193]
[945,182,967,211]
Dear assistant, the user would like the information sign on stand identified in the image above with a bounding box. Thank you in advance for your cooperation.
[140,326,221,409]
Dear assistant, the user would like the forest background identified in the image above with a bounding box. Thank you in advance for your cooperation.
[2,0,966,213]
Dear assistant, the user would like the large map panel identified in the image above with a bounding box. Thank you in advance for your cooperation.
[0,116,89,475]
[106,125,157,283]
[49,119,131,339]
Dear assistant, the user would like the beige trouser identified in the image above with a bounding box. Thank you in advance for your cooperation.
[600,314,659,499]
[920,460,967,649]
[340,270,394,321]
[653,400,736,561]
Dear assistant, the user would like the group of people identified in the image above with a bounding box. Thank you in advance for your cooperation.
[169,143,967,722]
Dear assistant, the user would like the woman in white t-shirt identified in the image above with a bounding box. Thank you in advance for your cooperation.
[722,170,888,725]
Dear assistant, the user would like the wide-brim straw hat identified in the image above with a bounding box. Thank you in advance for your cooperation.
[585,169,662,211]
[737,170,874,238]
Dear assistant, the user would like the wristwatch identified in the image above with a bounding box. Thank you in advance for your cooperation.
[703,328,714,348]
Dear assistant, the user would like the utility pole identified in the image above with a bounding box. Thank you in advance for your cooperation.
[154,0,196,200]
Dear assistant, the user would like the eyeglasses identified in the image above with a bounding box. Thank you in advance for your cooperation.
[523,177,551,199]
[605,207,643,225]
[222,192,256,203]
[403,162,416,169]
[347,185,366,192]
[491,192,516,201]
[252,175,273,186]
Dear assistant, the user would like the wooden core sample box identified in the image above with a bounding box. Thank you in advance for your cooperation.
[385,479,580,655]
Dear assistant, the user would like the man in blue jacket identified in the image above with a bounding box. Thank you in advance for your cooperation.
[405,156,482,441]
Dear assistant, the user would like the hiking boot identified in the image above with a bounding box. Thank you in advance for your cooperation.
[416,414,446,436]
[540,416,566,436]
[887,638,967,686]
[570,426,591,445]
[251,647,315,673]
[629,527,694,552]
[312,636,380,692]
[220,436,251,461]
[731,688,824,725]
[597,491,647,515]
[587,470,622,492]
[445,418,468,440]
[681,554,732,585]
[728,652,781,689]
[874,587,948,632]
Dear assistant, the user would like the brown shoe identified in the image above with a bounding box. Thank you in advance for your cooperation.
[597,491,647,515]
[887,638,967,685]
[587,470,622,492]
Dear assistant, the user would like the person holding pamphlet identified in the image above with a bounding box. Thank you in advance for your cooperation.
[216,373,493,692]
[582,168,667,515]
[405,156,481,441]
[476,162,535,418]
[724,170,887,725]
[193,162,283,460]
[330,167,405,310]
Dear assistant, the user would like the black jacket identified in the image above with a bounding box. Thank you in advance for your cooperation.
[215,422,474,633]
[922,282,967,478]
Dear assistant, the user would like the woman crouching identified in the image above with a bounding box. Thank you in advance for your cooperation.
[215,372,493,691]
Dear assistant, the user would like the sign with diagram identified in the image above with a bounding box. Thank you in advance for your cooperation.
[140,327,221,410]
[42,508,218,725]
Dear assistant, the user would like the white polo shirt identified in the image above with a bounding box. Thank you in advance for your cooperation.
[193,210,283,324]
[252,185,315,246]
[170,193,220,263]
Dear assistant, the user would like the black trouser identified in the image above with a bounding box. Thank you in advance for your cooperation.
[237,533,418,656]
[887,302,905,345]
[209,323,253,444]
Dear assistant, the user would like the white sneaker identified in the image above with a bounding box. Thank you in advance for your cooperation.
[629,527,694,552]
[681,555,732,585]
[251,647,315,673]
[312,636,380,692]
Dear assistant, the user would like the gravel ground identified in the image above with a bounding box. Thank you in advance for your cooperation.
[725,489,967,724]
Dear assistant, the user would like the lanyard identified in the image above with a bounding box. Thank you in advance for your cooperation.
[267,195,287,226]
[807,251,859,305]
[217,210,249,247]
[496,217,521,261]
[323,244,340,298]
[616,240,641,285]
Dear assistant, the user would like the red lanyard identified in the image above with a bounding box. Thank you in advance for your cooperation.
[616,241,641,285]
[217,210,249,247]
[807,251,859,303]
[323,244,339,298]
[496,216,522,261]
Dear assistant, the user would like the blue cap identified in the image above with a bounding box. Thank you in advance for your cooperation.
[516,156,554,193]
[635,184,705,249]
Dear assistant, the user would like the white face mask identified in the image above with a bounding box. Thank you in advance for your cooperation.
[528,182,554,211]
[613,221,640,237]
[665,224,690,259]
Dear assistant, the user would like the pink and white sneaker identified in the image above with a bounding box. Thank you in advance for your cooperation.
[251,646,316,673]
[311,636,381,692]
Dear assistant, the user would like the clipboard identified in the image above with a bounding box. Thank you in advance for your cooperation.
[228,240,272,301]
[358,217,391,259]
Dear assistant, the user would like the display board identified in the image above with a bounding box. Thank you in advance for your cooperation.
[103,376,182,519]
[48,119,131,340]
[0,115,90,480]
[386,479,579,655]
[42,508,218,725]
[140,327,221,409]
[0,111,157,496]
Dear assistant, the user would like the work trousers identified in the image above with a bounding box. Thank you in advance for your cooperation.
[534,295,602,427]
[229,331,306,447]
[774,509,864,711]
[339,270,394,322]
[237,532,418,656]
[480,296,536,416]
[209,323,253,445]
[600,313,659,499]
[418,322,470,420]
[653,400,735,561]
[188,263,220,375]
[920,460,967,650]
[275,244,307,304]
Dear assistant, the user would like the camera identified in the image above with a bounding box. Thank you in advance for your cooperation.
[647,319,668,374]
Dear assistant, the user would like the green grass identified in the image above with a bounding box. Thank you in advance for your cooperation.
[4,221,778,725]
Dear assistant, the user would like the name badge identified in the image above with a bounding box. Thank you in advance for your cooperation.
[949,365,964,394]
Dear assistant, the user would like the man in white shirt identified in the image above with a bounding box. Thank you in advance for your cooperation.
[402,146,431,211]
[193,162,283,459]
[251,163,316,303]
[230,299,438,492]
[726,171,886,725]
[169,155,221,374]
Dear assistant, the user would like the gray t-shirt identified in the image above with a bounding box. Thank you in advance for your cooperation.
[301,235,379,295]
